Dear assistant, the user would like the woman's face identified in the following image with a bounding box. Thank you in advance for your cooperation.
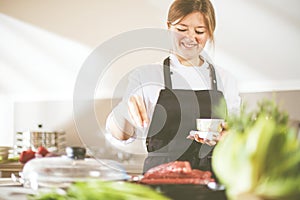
[169,11,210,62]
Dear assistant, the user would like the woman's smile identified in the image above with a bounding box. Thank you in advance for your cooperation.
[180,39,198,49]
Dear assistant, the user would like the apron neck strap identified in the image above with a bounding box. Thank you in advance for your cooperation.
[163,56,218,91]
[208,63,218,91]
[163,57,173,89]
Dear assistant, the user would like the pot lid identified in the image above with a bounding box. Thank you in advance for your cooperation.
[22,147,130,189]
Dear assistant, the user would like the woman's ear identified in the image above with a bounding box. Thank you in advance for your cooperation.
[167,21,171,29]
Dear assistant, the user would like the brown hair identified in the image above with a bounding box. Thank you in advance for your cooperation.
[167,0,216,42]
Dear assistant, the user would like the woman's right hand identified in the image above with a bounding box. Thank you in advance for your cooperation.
[128,95,149,128]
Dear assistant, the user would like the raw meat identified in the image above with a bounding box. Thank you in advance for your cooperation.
[140,161,214,185]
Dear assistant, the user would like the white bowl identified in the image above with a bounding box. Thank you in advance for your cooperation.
[196,118,224,132]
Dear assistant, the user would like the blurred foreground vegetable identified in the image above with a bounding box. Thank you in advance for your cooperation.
[28,180,170,200]
[212,100,300,200]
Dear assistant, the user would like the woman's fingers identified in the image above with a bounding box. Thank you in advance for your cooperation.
[221,122,228,131]
[134,95,149,127]
[193,134,217,146]
[128,96,143,127]
[194,134,205,143]
[128,102,141,128]
[204,139,217,146]
[128,95,149,128]
[186,135,195,140]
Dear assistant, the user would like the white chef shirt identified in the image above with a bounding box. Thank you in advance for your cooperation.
[106,54,241,143]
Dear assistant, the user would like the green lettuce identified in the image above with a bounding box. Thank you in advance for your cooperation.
[29,180,170,200]
[212,100,300,200]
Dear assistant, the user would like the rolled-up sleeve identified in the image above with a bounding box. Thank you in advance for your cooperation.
[216,67,241,116]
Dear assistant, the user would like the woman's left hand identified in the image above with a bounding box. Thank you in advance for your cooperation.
[187,134,218,146]
[187,122,228,146]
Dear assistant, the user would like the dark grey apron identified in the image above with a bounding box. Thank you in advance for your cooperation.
[143,57,227,173]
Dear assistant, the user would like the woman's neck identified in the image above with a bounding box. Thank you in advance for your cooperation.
[176,55,203,67]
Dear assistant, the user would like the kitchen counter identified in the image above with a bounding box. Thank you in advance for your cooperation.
[0,161,227,200]
[0,178,33,200]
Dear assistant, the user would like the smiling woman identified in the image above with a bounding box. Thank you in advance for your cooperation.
[106,0,241,174]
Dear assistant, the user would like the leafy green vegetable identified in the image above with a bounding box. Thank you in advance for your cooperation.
[212,99,300,200]
[28,180,170,200]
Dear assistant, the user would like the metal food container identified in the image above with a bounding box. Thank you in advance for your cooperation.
[15,124,66,154]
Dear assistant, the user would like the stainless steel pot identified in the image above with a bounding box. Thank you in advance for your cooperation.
[15,124,66,154]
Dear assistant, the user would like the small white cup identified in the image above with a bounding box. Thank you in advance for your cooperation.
[196,118,224,132]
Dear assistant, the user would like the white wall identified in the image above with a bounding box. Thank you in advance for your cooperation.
[0,0,173,147]
[241,91,300,121]
[0,96,14,146]
[241,91,300,139]
[1,0,299,94]
[13,101,82,146]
